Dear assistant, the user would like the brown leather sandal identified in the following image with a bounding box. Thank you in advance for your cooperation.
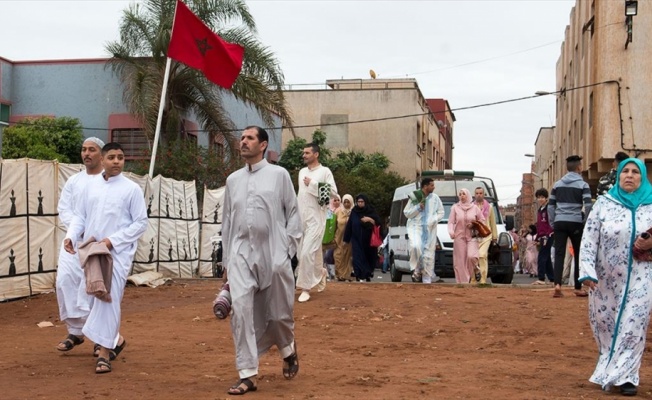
[227,377,257,395]
[282,343,299,380]
[57,334,84,351]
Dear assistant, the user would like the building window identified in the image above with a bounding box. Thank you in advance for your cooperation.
[320,114,349,147]
[588,93,593,128]
[416,121,421,155]
[185,131,198,145]
[0,103,10,124]
[213,141,225,158]
[580,108,584,140]
[111,129,149,160]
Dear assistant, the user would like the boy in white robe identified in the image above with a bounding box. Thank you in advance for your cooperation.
[55,137,104,352]
[64,142,148,373]
[222,126,302,395]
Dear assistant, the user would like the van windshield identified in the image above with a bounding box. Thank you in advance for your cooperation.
[438,203,504,224]
[439,204,453,223]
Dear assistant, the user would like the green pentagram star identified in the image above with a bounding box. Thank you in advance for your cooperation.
[195,37,212,56]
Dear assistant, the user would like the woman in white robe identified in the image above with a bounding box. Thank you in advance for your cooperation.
[579,158,652,396]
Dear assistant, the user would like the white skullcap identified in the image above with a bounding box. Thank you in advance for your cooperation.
[83,137,105,149]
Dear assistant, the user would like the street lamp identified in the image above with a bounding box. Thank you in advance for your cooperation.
[625,0,638,48]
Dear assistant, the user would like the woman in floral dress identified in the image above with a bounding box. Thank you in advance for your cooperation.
[579,158,652,396]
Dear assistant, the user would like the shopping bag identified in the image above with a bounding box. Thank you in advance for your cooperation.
[370,225,382,247]
[322,210,336,245]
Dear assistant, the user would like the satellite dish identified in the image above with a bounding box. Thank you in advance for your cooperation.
[369,69,377,79]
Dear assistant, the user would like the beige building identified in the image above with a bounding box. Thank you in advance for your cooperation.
[531,0,652,193]
[281,78,453,181]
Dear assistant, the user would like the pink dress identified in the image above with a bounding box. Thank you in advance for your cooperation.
[525,233,538,275]
[447,204,485,283]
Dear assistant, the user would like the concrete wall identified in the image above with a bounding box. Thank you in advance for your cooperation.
[7,60,124,144]
[533,127,554,189]
[282,78,451,181]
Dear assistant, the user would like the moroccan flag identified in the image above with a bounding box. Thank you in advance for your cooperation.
[168,0,244,89]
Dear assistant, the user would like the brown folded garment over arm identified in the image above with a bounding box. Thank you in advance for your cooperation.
[77,236,114,302]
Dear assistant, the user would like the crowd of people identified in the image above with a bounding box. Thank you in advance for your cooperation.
[52,131,652,397]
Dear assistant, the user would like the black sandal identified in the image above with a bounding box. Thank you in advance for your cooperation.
[109,339,127,361]
[282,343,299,380]
[95,357,112,374]
[227,377,257,395]
[57,334,84,351]
[93,343,101,357]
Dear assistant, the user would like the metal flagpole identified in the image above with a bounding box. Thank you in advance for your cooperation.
[148,56,173,177]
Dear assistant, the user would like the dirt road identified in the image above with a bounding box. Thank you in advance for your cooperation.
[2,280,650,399]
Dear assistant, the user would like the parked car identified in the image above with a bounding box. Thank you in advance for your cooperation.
[388,170,514,283]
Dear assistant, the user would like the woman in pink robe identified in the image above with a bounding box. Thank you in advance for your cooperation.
[447,188,485,283]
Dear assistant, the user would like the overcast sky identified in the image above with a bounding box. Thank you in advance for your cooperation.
[0,0,576,204]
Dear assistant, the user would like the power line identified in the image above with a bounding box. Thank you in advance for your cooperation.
[5,81,612,134]
[387,40,560,78]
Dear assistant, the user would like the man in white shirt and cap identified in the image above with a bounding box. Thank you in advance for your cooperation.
[55,137,104,353]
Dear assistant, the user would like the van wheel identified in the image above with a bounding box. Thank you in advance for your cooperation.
[491,270,514,284]
[390,258,402,282]
[502,269,514,284]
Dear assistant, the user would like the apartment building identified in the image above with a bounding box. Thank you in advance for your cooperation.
[531,0,652,193]
[281,78,454,181]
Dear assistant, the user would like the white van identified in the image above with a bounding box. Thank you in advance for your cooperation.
[388,170,514,283]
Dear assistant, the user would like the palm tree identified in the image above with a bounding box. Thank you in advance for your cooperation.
[105,0,293,150]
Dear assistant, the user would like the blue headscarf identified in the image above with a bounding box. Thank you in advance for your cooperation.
[607,158,652,210]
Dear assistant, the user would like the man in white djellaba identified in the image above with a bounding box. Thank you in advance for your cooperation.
[55,137,104,353]
[221,126,302,395]
[403,177,445,284]
[64,142,148,374]
[296,143,337,303]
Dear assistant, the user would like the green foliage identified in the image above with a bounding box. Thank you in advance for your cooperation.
[1,117,84,163]
[278,129,332,172]
[126,140,243,201]
[334,165,407,221]
[329,150,390,171]
[278,130,407,220]
[277,136,307,173]
[310,129,332,161]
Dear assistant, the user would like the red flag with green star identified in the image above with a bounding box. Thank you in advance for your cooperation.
[168,0,244,89]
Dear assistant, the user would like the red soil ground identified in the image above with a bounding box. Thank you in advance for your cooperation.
[2,280,652,399]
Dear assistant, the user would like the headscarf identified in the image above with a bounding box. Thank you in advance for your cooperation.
[352,193,379,229]
[456,188,475,211]
[83,137,105,149]
[353,193,372,214]
[607,158,652,210]
[341,194,354,216]
[330,194,342,213]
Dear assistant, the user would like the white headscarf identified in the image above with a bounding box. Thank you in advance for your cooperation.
[341,194,354,216]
